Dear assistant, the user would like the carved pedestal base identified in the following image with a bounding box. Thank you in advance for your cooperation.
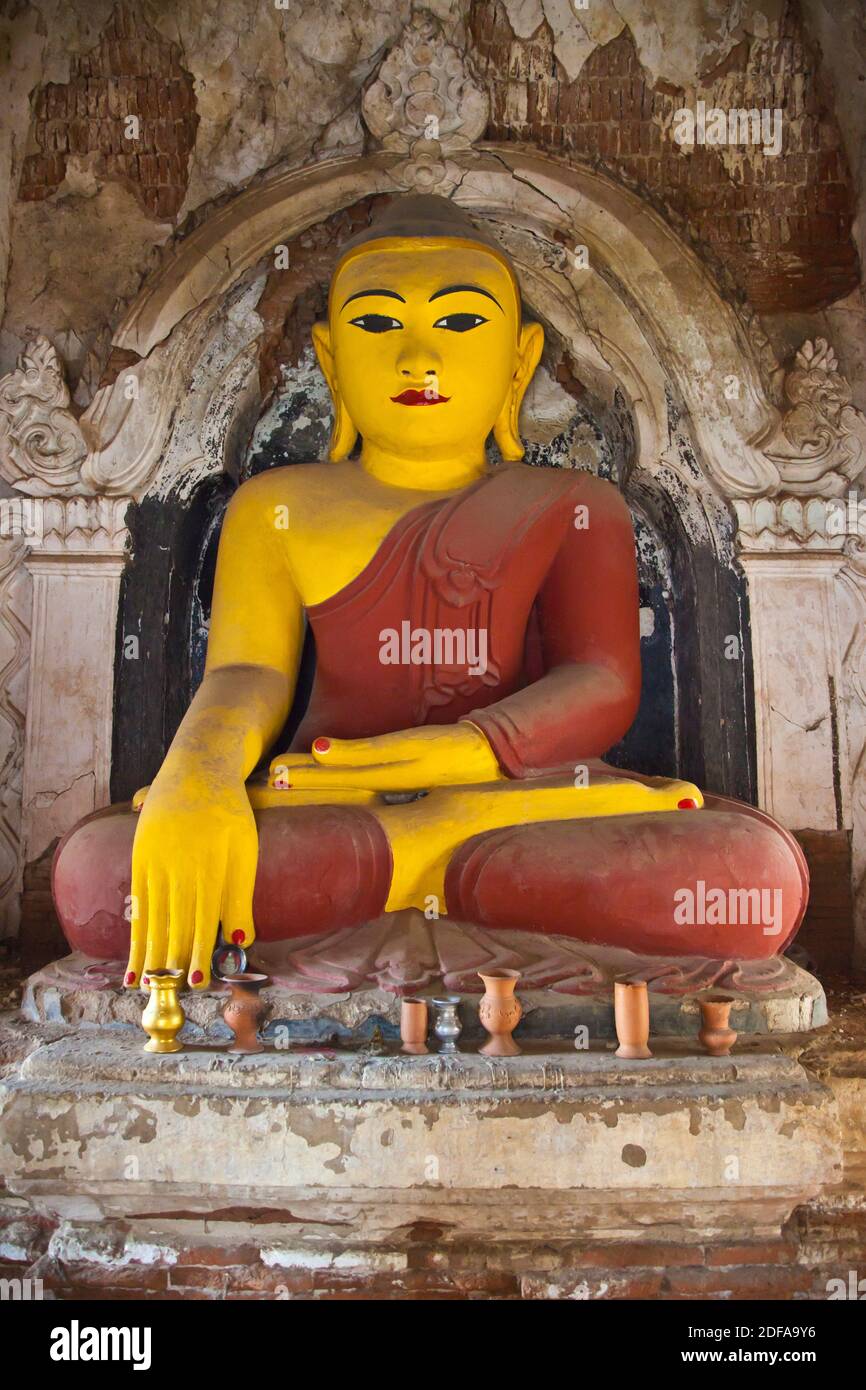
[0,1032,841,1286]
[22,925,828,1042]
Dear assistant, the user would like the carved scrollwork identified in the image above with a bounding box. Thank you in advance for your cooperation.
[0,534,29,936]
[732,494,847,553]
[362,12,489,194]
[0,336,87,495]
[843,531,866,580]
[33,496,132,555]
[761,338,866,498]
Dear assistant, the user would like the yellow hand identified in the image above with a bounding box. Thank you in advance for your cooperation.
[269,722,503,791]
[125,774,258,991]
[121,474,302,993]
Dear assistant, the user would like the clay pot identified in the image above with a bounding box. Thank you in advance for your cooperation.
[698,993,737,1057]
[400,997,429,1054]
[141,969,185,1054]
[614,979,652,1059]
[223,973,270,1053]
[478,969,522,1057]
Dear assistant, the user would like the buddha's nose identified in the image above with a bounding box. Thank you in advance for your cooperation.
[396,339,441,381]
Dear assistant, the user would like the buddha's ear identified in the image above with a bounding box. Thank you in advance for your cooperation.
[493,321,544,461]
[312,320,358,462]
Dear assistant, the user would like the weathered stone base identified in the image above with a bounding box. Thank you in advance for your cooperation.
[1,1033,840,1215]
[4,971,866,1301]
[0,1025,850,1298]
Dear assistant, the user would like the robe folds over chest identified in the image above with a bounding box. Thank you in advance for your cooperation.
[292,464,642,775]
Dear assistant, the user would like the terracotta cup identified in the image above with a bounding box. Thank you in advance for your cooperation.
[478,969,522,1057]
[223,972,270,1054]
[698,993,737,1056]
[614,979,652,1059]
[400,997,429,1054]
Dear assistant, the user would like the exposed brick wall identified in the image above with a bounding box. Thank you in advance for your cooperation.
[19,843,65,977]
[18,3,197,221]
[793,830,854,974]
[468,0,859,313]
[1,1207,863,1300]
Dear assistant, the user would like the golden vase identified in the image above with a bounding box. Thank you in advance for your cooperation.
[141,969,185,1053]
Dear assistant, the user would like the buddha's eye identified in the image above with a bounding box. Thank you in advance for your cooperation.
[349,314,403,333]
[433,313,488,332]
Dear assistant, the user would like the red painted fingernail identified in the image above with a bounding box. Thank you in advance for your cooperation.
[232,930,246,945]
[677,797,699,810]
[125,971,136,985]
[142,976,150,987]
[313,737,331,754]
[190,970,203,985]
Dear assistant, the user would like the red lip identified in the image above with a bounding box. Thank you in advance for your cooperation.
[390,388,451,406]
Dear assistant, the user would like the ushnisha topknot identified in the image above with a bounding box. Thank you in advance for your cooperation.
[331,193,522,317]
[337,193,506,257]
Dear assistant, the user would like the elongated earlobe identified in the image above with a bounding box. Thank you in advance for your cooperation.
[492,396,524,461]
[328,396,359,462]
[312,321,359,461]
[493,321,544,461]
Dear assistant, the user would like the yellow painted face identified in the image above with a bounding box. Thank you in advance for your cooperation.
[317,237,538,463]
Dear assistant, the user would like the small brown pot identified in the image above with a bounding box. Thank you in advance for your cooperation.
[223,973,270,1053]
[698,994,737,1057]
[400,997,429,1054]
[478,969,522,1057]
[614,979,652,1059]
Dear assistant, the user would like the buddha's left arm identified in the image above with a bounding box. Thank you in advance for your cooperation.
[463,474,642,776]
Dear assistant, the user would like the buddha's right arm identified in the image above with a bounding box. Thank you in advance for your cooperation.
[150,663,293,791]
[126,470,304,989]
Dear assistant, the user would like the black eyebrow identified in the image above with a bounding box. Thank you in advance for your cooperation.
[428,283,503,311]
[341,288,406,309]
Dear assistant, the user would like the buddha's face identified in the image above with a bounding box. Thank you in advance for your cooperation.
[313,238,543,465]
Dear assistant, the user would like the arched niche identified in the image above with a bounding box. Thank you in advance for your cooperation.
[106,149,775,803]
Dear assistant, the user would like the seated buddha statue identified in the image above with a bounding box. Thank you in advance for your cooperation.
[52,195,808,989]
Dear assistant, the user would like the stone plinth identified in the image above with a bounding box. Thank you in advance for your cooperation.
[0,1032,840,1251]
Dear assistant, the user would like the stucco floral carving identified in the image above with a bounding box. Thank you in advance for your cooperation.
[362,12,489,193]
[761,339,866,498]
[0,337,87,495]
[35,497,131,555]
[732,496,846,553]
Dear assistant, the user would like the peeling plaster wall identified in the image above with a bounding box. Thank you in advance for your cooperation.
[1,0,863,389]
[0,0,427,391]
[473,2,859,314]
[5,179,171,399]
